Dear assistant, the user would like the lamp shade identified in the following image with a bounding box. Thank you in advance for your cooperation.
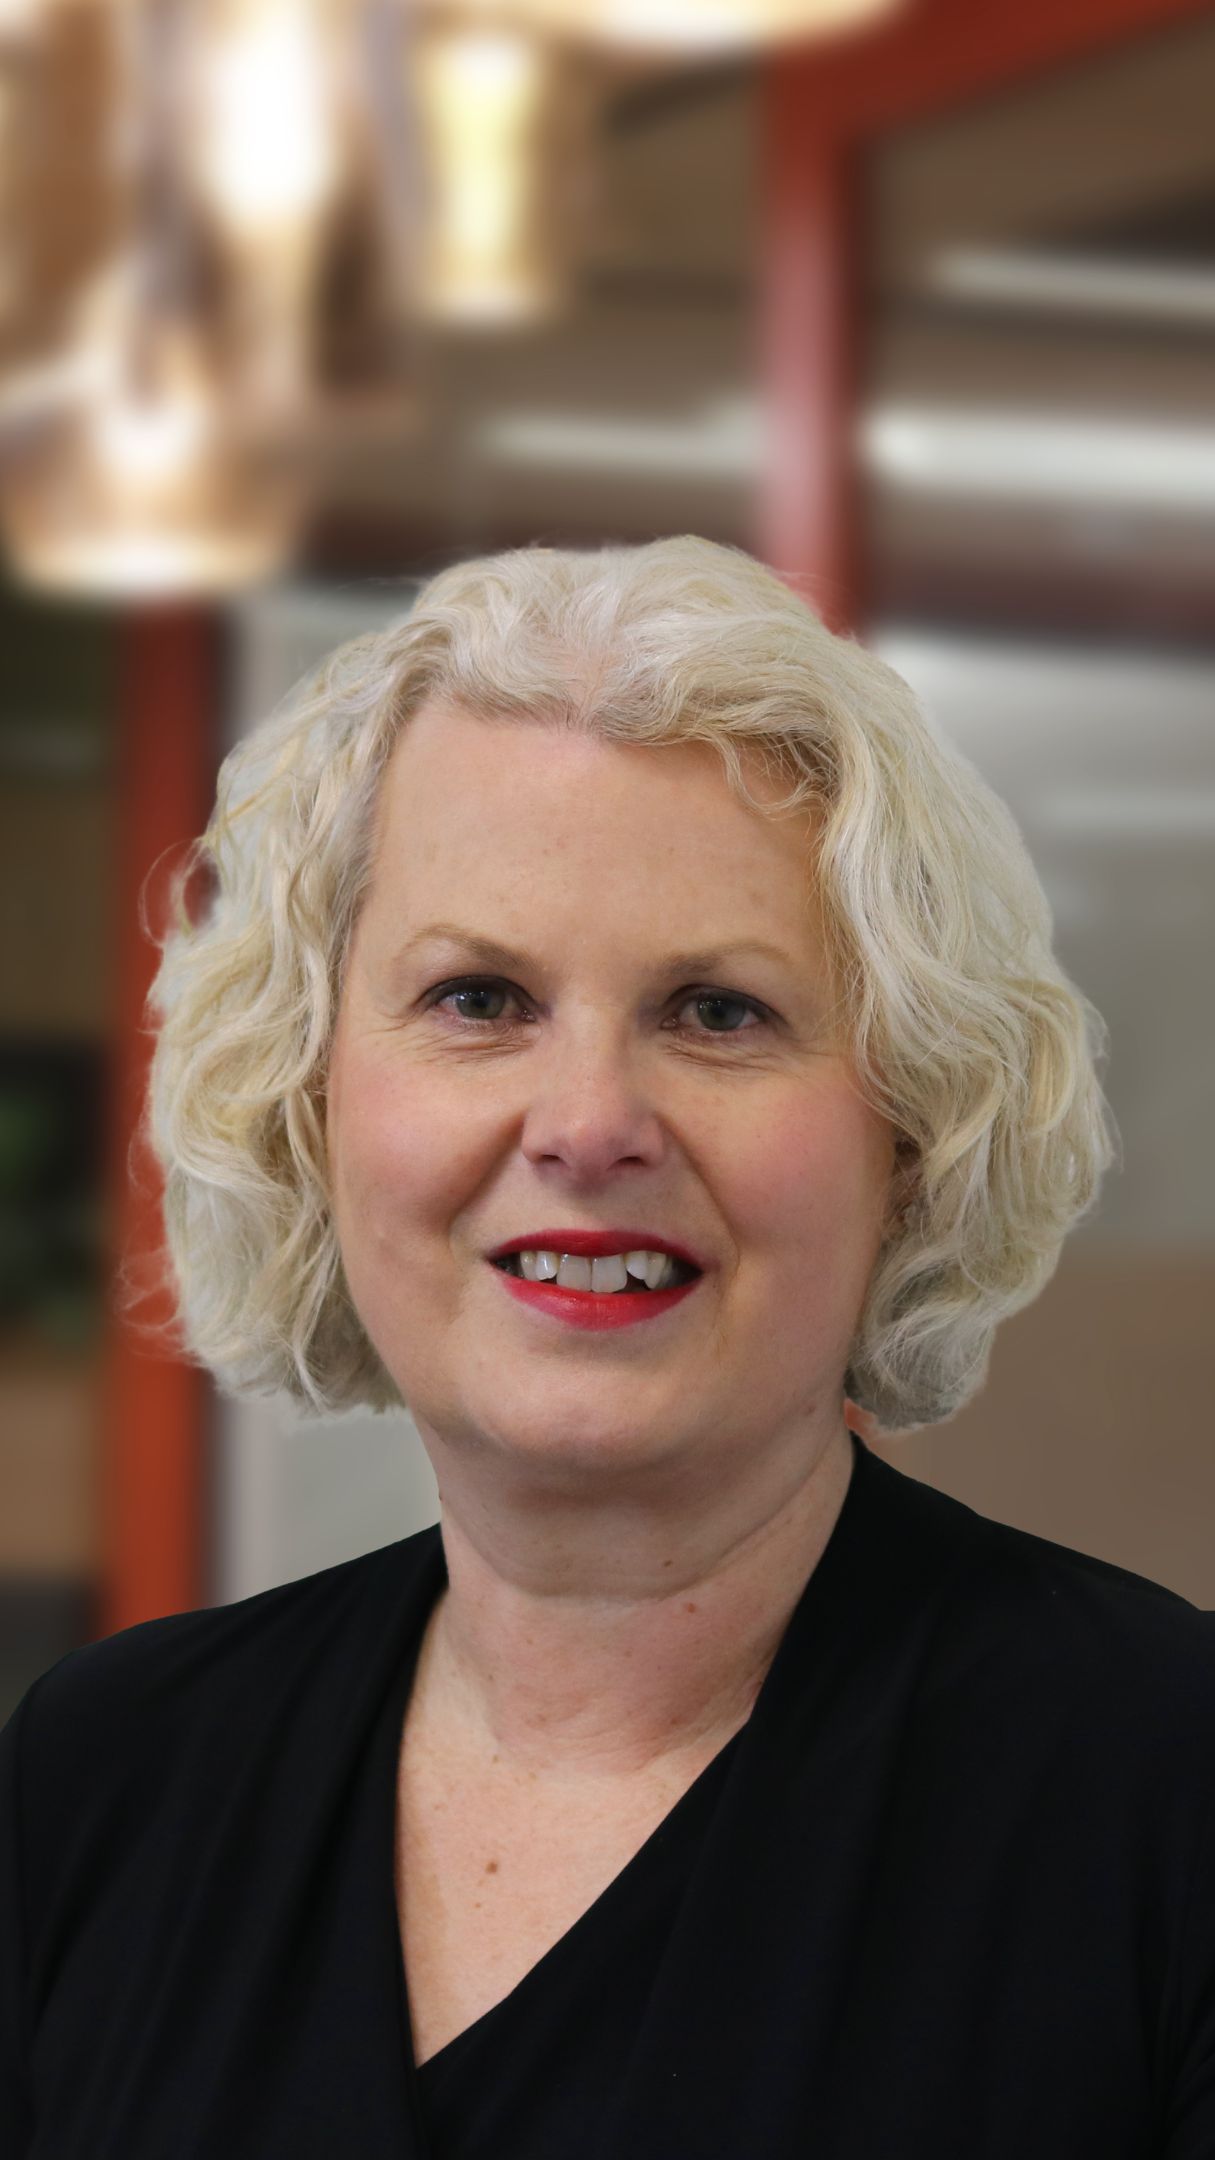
[495,0,901,53]
[0,309,308,598]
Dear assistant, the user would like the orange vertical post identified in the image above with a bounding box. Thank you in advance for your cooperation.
[99,604,218,1638]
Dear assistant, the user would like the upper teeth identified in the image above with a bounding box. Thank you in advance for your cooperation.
[516,1249,677,1291]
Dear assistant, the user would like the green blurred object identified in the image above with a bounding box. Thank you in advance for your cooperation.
[0,1047,104,1351]
[0,1091,59,1194]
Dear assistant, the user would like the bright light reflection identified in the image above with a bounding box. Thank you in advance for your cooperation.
[13,531,287,597]
[481,395,761,475]
[934,247,1215,327]
[196,0,339,235]
[864,408,1215,511]
[417,26,552,323]
[0,0,40,35]
[520,0,899,50]
[94,383,211,487]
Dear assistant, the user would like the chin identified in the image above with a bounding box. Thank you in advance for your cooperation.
[474,1390,693,1475]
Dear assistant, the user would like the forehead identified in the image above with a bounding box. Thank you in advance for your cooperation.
[370,698,816,886]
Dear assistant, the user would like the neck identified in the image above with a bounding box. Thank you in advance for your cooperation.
[411,1414,856,1781]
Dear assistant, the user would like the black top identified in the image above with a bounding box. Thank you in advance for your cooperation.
[3,1433,1214,2159]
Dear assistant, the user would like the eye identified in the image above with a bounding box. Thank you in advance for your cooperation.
[671,990,767,1038]
[426,976,530,1026]
[425,980,765,1045]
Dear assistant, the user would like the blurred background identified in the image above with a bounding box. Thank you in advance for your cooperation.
[1,0,1213,1719]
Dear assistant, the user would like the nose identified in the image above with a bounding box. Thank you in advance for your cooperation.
[518,1020,666,1184]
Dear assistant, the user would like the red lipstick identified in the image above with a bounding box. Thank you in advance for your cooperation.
[490,1267,701,1330]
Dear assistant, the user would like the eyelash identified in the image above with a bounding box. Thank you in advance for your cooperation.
[424,975,771,1042]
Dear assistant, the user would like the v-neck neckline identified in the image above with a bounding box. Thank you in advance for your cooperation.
[369,1433,875,2138]
[378,1558,754,2088]
[410,1715,750,2081]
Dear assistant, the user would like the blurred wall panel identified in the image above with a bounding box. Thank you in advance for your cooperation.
[0,781,111,1033]
[897,1246,1215,1609]
[0,591,115,1716]
[859,16,1215,1598]
[868,634,1215,1600]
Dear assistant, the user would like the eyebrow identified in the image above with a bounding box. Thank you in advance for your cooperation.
[383,922,806,985]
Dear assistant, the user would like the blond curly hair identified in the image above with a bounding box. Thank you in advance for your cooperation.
[140,535,1116,1431]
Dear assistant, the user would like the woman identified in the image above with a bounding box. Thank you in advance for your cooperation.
[2,536,1211,2159]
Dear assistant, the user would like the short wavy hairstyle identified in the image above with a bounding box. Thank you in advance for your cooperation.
[140,534,1116,1432]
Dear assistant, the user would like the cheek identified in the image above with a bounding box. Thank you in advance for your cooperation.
[330,1050,486,1248]
[725,1084,890,1268]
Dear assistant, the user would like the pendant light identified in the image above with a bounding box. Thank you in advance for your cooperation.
[504,0,901,51]
[410,15,581,324]
[0,0,345,597]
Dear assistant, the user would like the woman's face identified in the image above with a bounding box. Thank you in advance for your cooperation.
[327,701,895,1491]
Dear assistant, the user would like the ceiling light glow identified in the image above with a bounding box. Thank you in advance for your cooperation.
[864,407,1215,510]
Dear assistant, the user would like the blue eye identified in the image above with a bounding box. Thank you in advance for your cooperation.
[678,991,761,1035]
[426,977,769,1040]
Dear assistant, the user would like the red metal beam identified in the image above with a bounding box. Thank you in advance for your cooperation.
[759,0,1215,616]
[777,0,1215,138]
[755,104,860,628]
[100,605,218,1637]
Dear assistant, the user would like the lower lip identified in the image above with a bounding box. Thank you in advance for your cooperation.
[489,1264,701,1330]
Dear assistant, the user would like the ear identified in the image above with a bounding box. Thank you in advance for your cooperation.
[843,1396,883,1445]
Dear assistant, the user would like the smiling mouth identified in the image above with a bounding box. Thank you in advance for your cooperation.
[490,1255,700,1293]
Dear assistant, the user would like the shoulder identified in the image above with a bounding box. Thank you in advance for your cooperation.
[864,1445,1215,1755]
[1,1524,444,1850]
